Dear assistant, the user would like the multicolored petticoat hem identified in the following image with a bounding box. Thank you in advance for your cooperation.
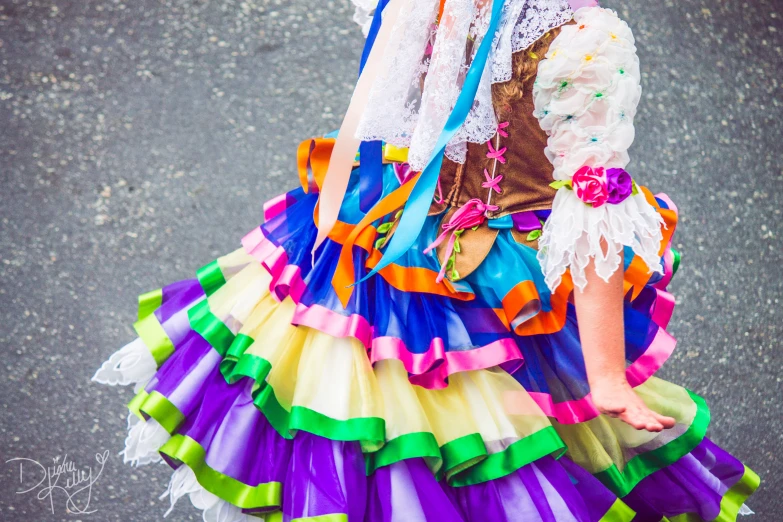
[93,157,758,521]
[93,2,759,519]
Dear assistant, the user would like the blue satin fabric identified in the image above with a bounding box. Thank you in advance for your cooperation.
[256,164,666,397]
[358,0,508,285]
[357,0,389,212]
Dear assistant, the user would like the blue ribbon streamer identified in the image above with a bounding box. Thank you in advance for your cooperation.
[359,0,390,74]
[355,0,507,285]
[357,0,390,213]
[358,141,384,212]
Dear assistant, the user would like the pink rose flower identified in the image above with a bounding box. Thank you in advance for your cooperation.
[572,165,609,207]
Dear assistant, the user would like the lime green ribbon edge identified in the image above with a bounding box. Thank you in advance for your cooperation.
[160,434,282,510]
[129,257,737,503]
[137,288,163,321]
[132,257,229,368]
[599,498,636,522]
[215,321,567,487]
[594,389,710,497]
[196,259,228,297]
[663,463,760,522]
[266,514,348,522]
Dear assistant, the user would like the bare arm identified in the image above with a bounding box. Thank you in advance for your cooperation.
[574,250,676,432]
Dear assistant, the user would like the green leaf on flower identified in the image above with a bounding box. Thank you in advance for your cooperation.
[526,229,542,242]
[374,238,386,250]
[394,210,403,220]
[549,180,572,190]
[377,222,393,234]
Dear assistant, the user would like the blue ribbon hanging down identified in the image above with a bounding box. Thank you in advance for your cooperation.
[354,0,507,286]
[357,0,389,213]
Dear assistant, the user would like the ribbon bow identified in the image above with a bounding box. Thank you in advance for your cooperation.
[424,198,498,283]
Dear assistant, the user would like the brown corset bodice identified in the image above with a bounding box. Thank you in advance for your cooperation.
[423,25,568,279]
[429,29,565,219]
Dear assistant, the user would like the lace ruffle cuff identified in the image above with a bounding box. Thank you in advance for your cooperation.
[537,169,664,293]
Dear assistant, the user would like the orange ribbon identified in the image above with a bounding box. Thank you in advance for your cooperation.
[331,173,422,308]
[437,0,447,22]
[297,138,336,194]
[313,0,406,254]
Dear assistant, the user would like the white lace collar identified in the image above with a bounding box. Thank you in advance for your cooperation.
[351,0,574,171]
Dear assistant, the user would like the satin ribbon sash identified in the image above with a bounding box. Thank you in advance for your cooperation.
[297,138,336,193]
[312,0,406,251]
[331,0,508,307]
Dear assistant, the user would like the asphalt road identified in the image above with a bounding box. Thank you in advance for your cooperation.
[0,0,781,520]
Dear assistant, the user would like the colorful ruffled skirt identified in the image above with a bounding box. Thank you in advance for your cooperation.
[94,162,758,521]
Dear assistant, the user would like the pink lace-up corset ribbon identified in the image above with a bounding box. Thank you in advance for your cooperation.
[424,198,498,283]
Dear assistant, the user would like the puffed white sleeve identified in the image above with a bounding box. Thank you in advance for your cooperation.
[532,6,665,292]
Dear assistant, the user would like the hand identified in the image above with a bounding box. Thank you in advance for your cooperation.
[591,379,676,432]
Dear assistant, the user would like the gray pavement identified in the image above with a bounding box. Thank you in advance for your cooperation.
[0,0,781,520]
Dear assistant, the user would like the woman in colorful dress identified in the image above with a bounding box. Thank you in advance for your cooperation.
[94,0,759,520]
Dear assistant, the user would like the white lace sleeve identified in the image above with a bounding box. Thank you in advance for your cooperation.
[533,6,664,292]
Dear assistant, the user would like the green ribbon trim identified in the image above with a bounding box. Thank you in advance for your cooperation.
[665,463,760,522]
[594,389,710,497]
[197,260,227,297]
[289,407,385,451]
[671,248,681,276]
[449,426,567,487]
[266,514,349,522]
[137,288,163,321]
[133,313,175,367]
[220,337,268,384]
[598,499,636,522]
[180,300,572,485]
[291,513,348,522]
[441,433,487,479]
[127,390,149,420]
[159,434,282,510]
[188,300,235,357]
[364,432,442,476]
[717,465,760,522]
[132,390,185,434]
[253,383,293,438]
[549,179,572,190]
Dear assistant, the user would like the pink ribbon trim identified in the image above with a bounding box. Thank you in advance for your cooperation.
[486,140,507,164]
[625,326,677,387]
[482,169,503,194]
[515,324,678,424]
[242,227,306,303]
[262,194,293,222]
[650,287,676,330]
[371,337,523,390]
[292,302,374,348]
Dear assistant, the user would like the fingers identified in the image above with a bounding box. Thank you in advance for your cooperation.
[619,410,658,431]
[598,404,627,416]
[592,385,676,433]
[652,411,677,429]
[618,404,670,432]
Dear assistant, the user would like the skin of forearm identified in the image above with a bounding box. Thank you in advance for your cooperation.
[573,251,627,390]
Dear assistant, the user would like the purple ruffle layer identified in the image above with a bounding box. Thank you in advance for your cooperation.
[146,331,751,521]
